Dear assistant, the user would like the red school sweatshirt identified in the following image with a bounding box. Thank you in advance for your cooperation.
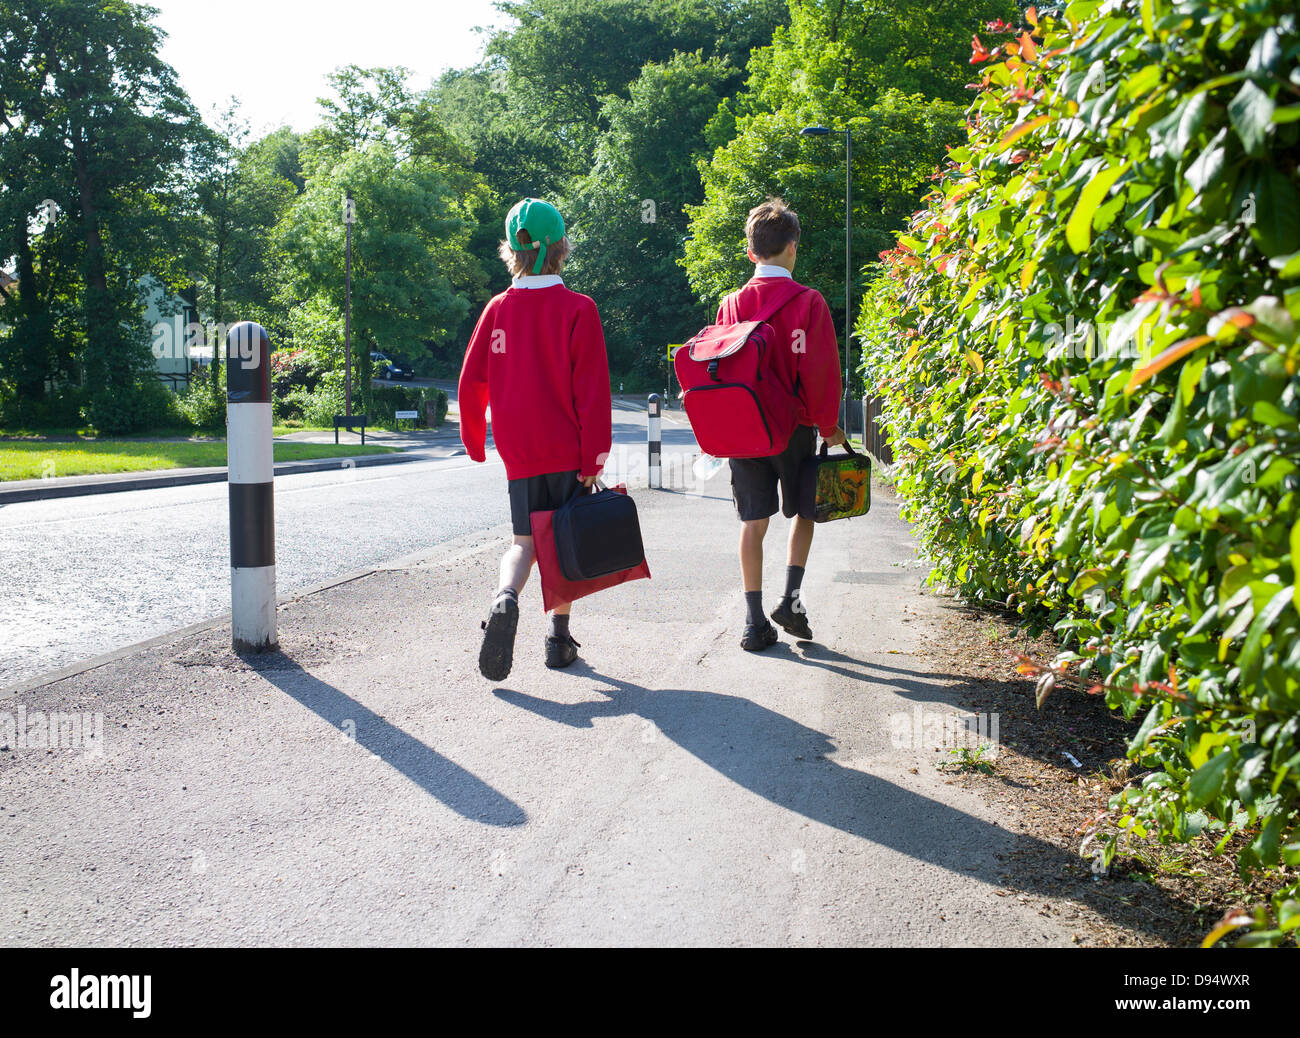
[458,283,613,480]
[717,276,842,438]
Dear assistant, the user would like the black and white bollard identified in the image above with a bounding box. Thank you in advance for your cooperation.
[226,321,277,653]
[648,393,662,489]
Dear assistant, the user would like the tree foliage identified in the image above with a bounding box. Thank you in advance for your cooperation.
[683,0,1010,390]
[564,52,740,379]
[486,0,786,160]
[0,0,206,431]
[433,0,788,363]
[191,101,297,397]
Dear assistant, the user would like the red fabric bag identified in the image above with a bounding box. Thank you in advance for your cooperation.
[530,484,651,612]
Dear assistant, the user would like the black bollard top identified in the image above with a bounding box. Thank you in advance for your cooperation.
[226,322,270,404]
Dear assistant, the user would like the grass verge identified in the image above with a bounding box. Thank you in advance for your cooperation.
[0,441,398,481]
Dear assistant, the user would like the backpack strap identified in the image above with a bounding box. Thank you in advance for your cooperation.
[721,292,740,324]
[722,279,809,326]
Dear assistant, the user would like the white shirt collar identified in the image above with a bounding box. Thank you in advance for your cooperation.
[753,264,792,279]
[511,274,564,289]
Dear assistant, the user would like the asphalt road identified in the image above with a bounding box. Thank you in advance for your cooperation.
[0,404,697,690]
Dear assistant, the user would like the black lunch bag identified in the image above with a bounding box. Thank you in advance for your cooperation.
[552,482,646,581]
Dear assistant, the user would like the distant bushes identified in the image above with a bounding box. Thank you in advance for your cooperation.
[36,348,455,435]
[263,350,448,430]
[83,378,185,436]
[0,383,88,432]
[176,367,226,430]
[369,383,448,430]
[270,348,327,425]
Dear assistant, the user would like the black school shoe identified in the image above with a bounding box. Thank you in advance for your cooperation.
[771,594,813,640]
[741,619,779,652]
[545,634,581,669]
[479,594,520,681]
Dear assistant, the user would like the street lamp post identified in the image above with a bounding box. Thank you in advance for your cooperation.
[343,190,357,417]
[185,271,201,383]
[800,124,853,429]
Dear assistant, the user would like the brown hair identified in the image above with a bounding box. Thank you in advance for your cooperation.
[745,197,801,260]
[498,230,571,278]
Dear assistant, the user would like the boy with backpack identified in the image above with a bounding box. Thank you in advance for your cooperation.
[711,197,844,651]
[458,198,612,680]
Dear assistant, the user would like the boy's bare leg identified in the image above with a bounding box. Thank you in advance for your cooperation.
[788,515,814,568]
[498,535,535,594]
[739,517,778,649]
[739,518,769,591]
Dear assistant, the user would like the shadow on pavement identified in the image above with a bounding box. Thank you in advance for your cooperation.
[777,641,974,695]
[785,642,1143,805]
[494,673,1190,938]
[250,653,527,828]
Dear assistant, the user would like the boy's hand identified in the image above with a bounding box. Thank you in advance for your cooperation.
[579,474,600,488]
[823,427,847,447]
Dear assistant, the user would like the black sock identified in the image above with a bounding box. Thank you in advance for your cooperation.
[495,587,518,603]
[744,590,764,626]
[549,612,570,639]
[782,566,805,602]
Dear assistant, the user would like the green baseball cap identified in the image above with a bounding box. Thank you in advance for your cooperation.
[506,198,566,275]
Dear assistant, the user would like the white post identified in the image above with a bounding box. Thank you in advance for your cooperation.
[226,321,277,653]
[647,393,662,490]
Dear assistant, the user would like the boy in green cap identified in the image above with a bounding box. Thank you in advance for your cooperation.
[459,198,613,681]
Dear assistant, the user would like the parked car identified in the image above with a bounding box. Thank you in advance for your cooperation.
[370,351,413,381]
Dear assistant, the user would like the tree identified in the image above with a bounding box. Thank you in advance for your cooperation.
[685,91,967,310]
[733,0,1016,116]
[427,62,572,324]
[276,67,493,385]
[0,67,82,421]
[276,142,484,409]
[0,0,207,432]
[683,0,1012,391]
[485,0,787,167]
[434,0,788,375]
[191,101,297,397]
[563,52,741,379]
[244,126,305,194]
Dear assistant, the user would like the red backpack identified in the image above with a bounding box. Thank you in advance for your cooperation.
[675,281,808,458]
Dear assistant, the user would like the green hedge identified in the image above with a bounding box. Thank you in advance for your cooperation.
[859,0,1299,941]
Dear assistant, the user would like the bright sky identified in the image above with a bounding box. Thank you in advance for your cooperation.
[145,0,510,135]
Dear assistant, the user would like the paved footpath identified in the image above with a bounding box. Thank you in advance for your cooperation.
[0,474,1086,946]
